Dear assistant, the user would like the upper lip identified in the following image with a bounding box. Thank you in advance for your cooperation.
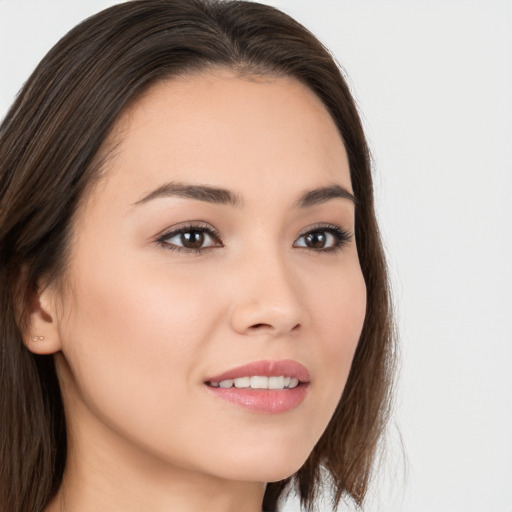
[205,359,311,383]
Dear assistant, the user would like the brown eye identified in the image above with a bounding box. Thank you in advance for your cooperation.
[181,230,205,249]
[159,225,222,252]
[293,226,350,252]
[304,232,327,249]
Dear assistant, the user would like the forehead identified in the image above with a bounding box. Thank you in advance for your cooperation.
[93,69,351,206]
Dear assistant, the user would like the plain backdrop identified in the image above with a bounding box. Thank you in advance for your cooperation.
[1,1,511,511]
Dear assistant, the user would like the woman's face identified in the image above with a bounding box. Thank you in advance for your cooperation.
[47,70,366,483]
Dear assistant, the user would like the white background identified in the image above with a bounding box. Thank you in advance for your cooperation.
[1,1,511,511]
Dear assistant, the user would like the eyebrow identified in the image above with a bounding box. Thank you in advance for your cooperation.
[134,182,243,207]
[134,182,356,208]
[295,184,357,208]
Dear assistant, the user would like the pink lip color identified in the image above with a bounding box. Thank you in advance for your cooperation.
[206,359,310,383]
[204,359,310,414]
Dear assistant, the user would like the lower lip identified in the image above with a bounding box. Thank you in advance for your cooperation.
[205,384,308,414]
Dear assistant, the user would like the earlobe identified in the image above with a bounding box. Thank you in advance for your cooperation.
[25,284,63,355]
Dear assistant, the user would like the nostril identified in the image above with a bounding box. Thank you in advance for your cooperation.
[249,323,270,330]
[247,322,301,334]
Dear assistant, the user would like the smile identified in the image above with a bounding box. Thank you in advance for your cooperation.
[209,376,300,389]
[204,360,310,414]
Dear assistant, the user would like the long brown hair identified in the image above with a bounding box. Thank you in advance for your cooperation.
[0,1,395,510]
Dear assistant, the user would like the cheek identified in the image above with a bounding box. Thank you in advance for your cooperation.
[304,259,367,426]
[57,254,221,439]
[65,249,221,355]
[324,269,366,359]
[311,252,366,347]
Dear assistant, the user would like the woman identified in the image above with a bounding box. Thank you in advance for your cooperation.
[0,1,395,511]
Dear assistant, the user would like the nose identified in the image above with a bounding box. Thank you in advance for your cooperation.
[229,250,307,337]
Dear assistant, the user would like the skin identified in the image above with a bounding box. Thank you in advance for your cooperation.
[28,70,367,512]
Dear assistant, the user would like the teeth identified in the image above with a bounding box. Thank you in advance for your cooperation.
[268,376,285,389]
[210,376,300,390]
[234,376,251,388]
[289,378,299,389]
[251,376,268,389]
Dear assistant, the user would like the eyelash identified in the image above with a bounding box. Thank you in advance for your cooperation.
[295,224,352,253]
[156,222,352,254]
[156,222,222,254]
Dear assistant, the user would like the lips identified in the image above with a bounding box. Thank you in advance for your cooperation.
[204,359,310,414]
[205,359,310,384]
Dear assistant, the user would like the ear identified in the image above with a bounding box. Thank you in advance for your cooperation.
[25,281,63,355]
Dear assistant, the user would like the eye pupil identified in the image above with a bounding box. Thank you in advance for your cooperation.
[305,232,326,248]
[181,230,205,249]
